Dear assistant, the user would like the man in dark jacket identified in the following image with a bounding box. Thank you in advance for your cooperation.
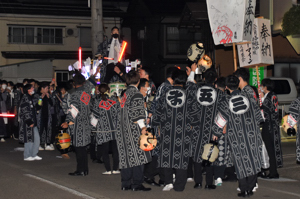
[96,26,126,83]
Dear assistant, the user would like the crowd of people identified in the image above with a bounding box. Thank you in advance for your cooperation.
[1,59,300,197]
[0,78,73,160]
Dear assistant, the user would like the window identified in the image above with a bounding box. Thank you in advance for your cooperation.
[80,27,91,48]
[272,80,291,95]
[8,26,63,44]
[166,26,202,55]
[56,71,69,82]
[8,27,34,44]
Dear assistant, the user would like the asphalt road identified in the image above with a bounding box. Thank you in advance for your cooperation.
[0,138,299,199]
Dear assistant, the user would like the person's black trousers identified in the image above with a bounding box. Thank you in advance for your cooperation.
[12,123,19,139]
[164,168,187,191]
[51,114,58,143]
[187,157,194,178]
[224,166,237,181]
[262,131,278,176]
[214,165,226,179]
[90,134,102,161]
[101,140,119,171]
[103,63,126,83]
[144,155,158,179]
[121,165,144,189]
[7,117,14,137]
[144,155,165,182]
[73,146,88,173]
[238,174,257,192]
[194,162,214,185]
[39,118,51,145]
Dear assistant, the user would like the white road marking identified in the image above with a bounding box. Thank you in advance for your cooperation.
[24,174,106,199]
[259,177,298,182]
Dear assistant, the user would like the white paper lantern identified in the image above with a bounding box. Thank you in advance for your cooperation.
[237,18,274,68]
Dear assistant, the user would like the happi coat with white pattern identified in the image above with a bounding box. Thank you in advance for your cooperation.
[188,83,229,164]
[212,90,264,179]
[149,79,172,157]
[19,94,37,143]
[152,85,193,170]
[241,85,259,105]
[261,91,283,167]
[287,97,300,162]
[115,85,152,169]
[65,78,96,147]
[91,95,120,145]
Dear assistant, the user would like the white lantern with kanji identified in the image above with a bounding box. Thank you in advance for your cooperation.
[237,18,274,68]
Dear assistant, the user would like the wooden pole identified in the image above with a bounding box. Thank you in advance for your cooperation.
[233,43,237,71]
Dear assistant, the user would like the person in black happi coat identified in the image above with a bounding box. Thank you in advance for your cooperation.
[139,78,162,187]
[19,84,42,161]
[89,85,104,164]
[234,68,266,184]
[146,67,179,187]
[12,83,24,140]
[114,70,152,191]
[90,83,120,175]
[288,97,300,164]
[61,69,99,176]
[153,70,193,192]
[35,82,53,150]
[213,76,233,185]
[0,81,11,142]
[187,67,223,190]
[259,79,282,178]
[212,75,264,197]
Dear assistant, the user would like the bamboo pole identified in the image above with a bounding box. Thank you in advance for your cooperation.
[233,43,237,71]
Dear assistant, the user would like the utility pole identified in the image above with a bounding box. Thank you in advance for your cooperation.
[91,0,104,56]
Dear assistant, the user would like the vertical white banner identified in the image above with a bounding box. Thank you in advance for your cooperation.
[206,0,256,45]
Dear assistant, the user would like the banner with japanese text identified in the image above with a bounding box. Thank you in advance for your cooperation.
[206,0,256,45]
[237,18,274,68]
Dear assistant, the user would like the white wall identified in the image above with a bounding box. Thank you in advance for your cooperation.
[0,59,53,83]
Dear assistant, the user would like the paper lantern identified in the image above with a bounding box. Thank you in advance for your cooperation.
[237,18,274,68]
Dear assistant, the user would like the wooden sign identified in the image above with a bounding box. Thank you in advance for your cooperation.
[206,0,256,45]
[237,18,274,68]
